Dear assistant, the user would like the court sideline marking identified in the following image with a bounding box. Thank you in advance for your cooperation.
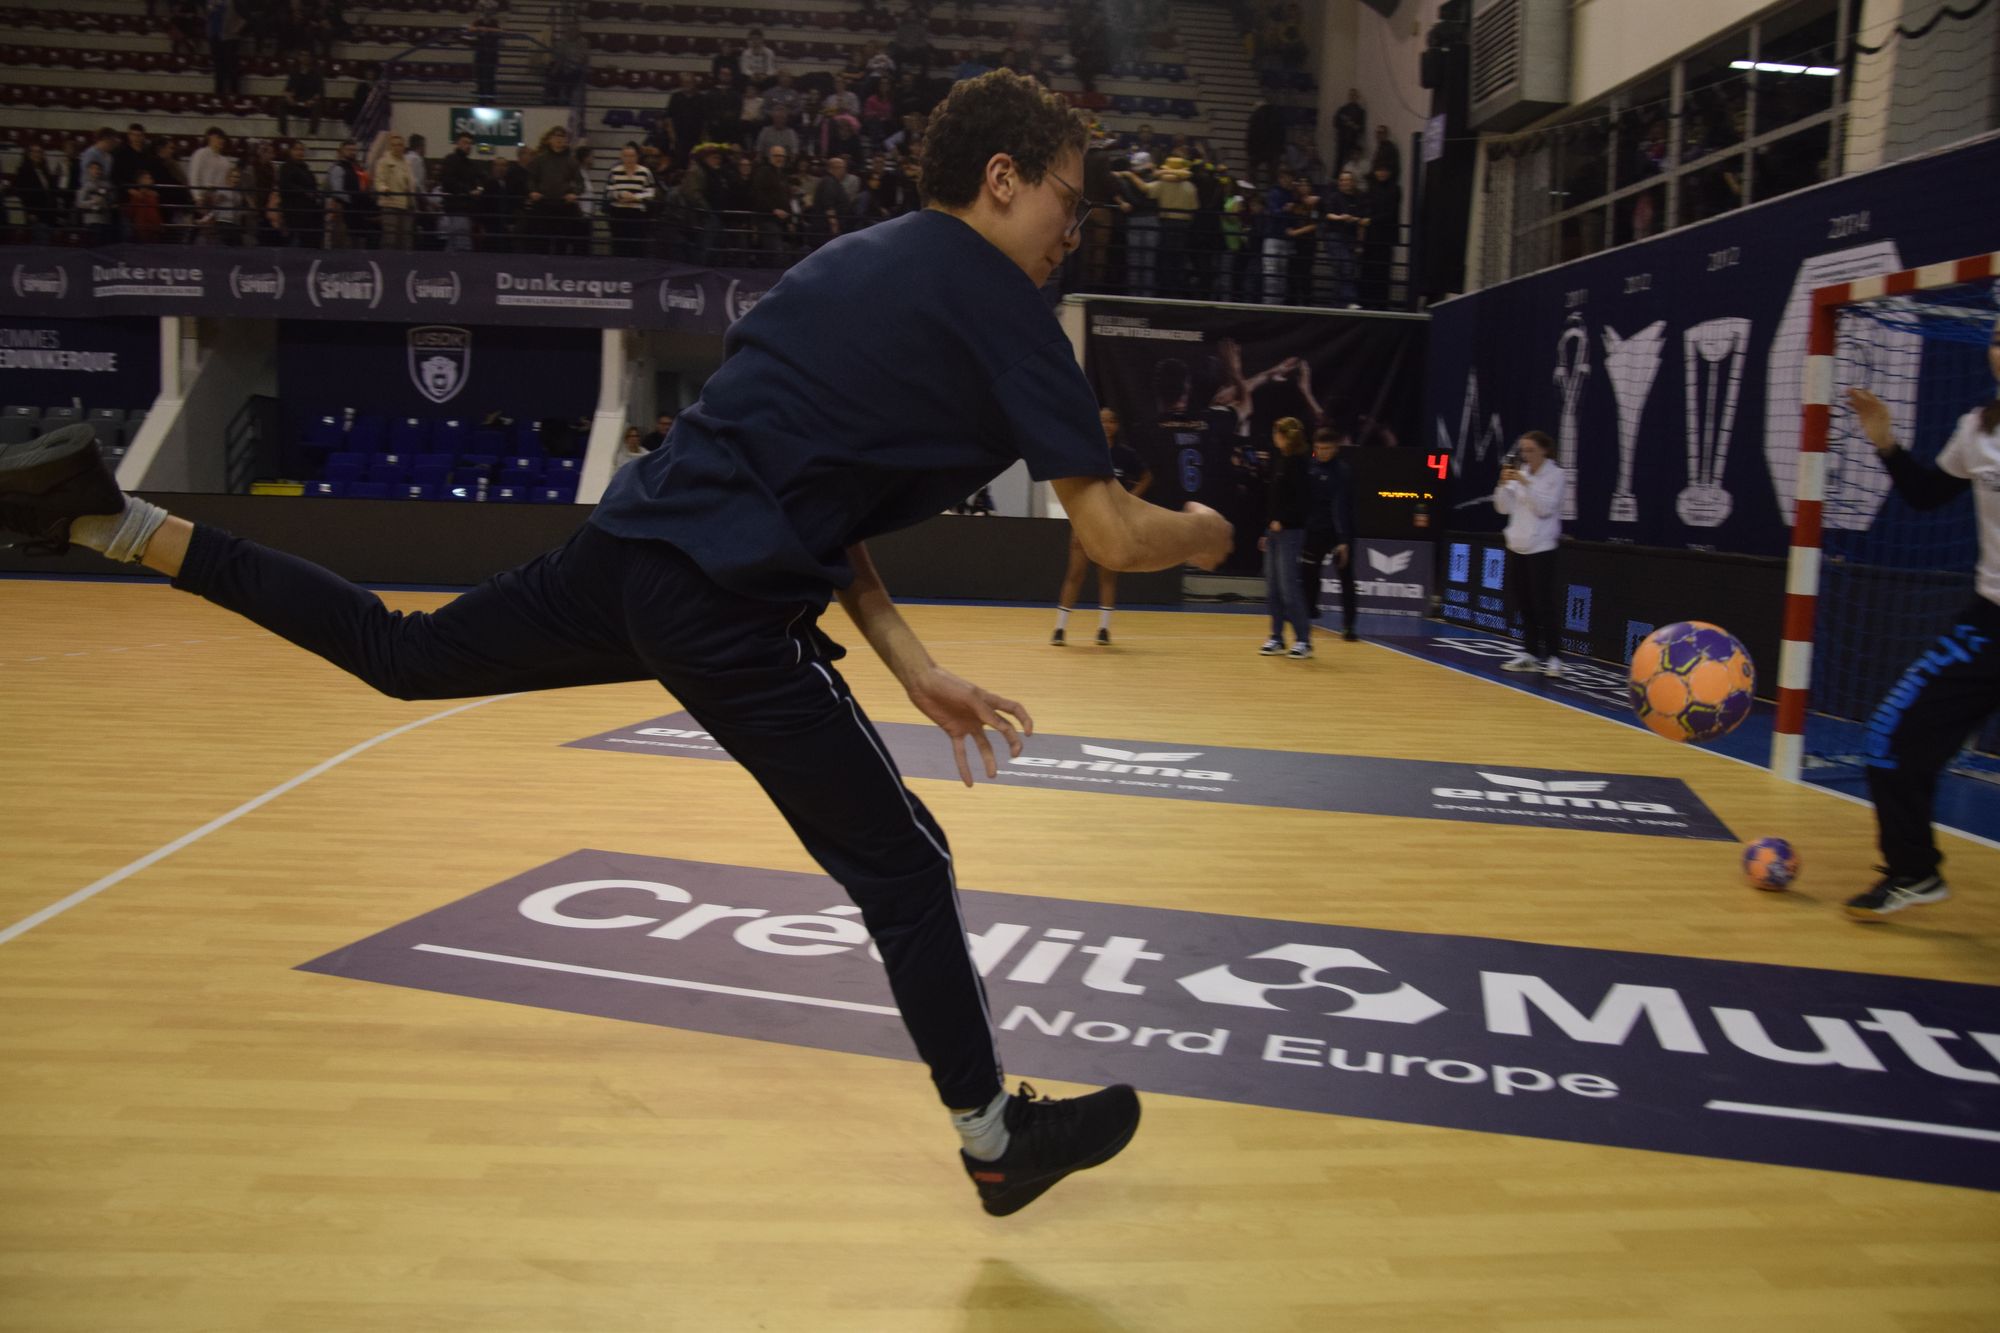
[0,695,515,948]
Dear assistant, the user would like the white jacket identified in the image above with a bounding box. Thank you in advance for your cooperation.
[1493,461,1565,554]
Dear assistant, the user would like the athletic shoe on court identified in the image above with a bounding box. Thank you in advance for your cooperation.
[0,425,123,556]
[960,1082,1141,1217]
[1095,627,1111,646]
[1342,628,1359,642]
[1288,642,1313,659]
[1542,657,1564,678]
[1259,639,1285,655]
[1050,627,1065,647]
[1844,871,1950,922]
[1500,654,1541,672]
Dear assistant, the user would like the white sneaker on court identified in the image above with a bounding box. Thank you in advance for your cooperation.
[1500,654,1540,672]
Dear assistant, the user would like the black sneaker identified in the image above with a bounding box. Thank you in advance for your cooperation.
[1342,627,1358,642]
[960,1082,1141,1217]
[0,425,124,556]
[1095,627,1111,646]
[1844,870,1950,922]
[1050,627,1066,647]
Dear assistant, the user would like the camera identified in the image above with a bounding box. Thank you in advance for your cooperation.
[1501,449,1521,470]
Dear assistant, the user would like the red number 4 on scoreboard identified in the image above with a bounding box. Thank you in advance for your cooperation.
[1426,453,1450,481]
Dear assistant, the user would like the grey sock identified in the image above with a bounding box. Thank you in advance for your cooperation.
[952,1087,1012,1161]
[69,496,168,563]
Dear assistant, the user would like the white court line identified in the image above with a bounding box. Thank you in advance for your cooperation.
[0,696,513,948]
[1363,634,2000,854]
[1705,1099,2000,1143]
[412,944,903,1016]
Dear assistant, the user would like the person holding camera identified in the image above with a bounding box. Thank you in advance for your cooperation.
[1493,429,1567,676]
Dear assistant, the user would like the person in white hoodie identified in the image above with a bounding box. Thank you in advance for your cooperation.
[187,127,233,243]
[1492,429,1567,676]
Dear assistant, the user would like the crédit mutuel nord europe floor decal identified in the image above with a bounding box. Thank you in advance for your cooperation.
[304,846,2000,1192]
[564,712,1738,841]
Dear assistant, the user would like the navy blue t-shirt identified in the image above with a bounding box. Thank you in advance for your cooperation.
[592,210,1114,601]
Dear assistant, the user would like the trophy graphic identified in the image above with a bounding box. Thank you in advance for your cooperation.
[1679,317,1749,527]
[1601,320,1668,524]
[1552,314,1590,521]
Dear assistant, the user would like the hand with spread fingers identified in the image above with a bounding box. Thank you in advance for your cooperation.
[906,665,1034,786]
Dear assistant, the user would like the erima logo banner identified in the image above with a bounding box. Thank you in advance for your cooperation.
[1448,542,1470,585]
[568,712,1734,840]
[1566,584,1592,633]
[1350,540,1433,616]
[302,850,2000,1192]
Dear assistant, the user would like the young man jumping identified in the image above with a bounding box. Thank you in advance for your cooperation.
[0,71,1233,1215]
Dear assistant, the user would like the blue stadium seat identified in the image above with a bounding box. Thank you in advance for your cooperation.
[390,417,432,453]
[347,481,392,499]
[303,481,345,497]
[433,419,468,455]
[513,420,545,455]
[487,484,527,503]
[304,414,345,449]
[543,456,581,478]
[325,452,366,482]
[532,484,577,504]
[349,414,389,452]
[413,451,455,473]
[399,482,441,500]
[367,459,409,483]
[469,427,507,457]
[2,405,37,419]
[0,417,39,445]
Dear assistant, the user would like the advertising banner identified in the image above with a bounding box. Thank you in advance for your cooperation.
[1083,301,1429,575]
[1430,134,2000,558]
[0,246,780,334]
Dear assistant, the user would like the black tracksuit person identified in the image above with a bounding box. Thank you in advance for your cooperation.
[1845,352,2000,922]
[1301,426,1357,640]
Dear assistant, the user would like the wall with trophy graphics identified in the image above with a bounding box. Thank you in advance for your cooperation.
[1429,132,2000,560]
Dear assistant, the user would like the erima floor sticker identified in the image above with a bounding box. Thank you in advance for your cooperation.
[303,851,2000,1192]
[566,713,1737,842]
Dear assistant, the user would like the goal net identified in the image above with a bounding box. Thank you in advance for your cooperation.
[1774,257,2000,783]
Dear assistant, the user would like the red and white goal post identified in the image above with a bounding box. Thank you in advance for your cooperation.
[1771,249,2000,783]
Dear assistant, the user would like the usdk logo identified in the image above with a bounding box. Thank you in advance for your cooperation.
[658,278,708,318]
[12,264,69,299]
[1010,743,1233,781]
[405,271,463,305]
[407,325,471,404]
[307,259,384,309]
[227,264,284,300]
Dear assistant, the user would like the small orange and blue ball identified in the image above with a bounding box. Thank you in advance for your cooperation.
[1743,837,1800,891]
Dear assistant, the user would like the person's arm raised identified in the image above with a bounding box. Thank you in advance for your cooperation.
[1053,475,1232,572]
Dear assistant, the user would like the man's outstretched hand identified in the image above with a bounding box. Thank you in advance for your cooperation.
[906,666,1034,786]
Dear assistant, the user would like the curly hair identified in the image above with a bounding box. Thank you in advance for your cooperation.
[918,70,1088,209]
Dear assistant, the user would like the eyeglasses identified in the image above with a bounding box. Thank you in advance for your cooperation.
[1046,167,1105,236]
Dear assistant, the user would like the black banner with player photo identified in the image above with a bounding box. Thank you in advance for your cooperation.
[1082,301,1430,575]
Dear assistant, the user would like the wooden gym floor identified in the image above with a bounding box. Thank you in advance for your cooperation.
[3,576,1997,1332]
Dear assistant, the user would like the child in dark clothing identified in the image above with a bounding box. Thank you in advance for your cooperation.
[1259,415,1315,658]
